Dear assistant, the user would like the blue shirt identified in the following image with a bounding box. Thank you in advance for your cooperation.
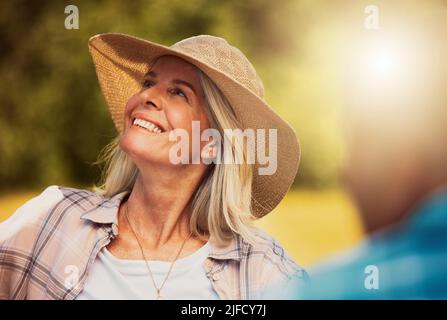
[294,189,447,299]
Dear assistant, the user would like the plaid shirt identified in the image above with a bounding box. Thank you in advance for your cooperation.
[0,185,307,300]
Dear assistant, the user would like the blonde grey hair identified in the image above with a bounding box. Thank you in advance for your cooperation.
[93,69,258,246]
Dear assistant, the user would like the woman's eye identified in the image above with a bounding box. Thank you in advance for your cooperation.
[142,79,153,87]
[172,88,187,99]
[141,81,187,101]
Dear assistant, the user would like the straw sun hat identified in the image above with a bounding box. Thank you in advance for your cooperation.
[88,33,300,218]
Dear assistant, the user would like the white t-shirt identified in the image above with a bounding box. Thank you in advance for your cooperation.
[76,241,219,300]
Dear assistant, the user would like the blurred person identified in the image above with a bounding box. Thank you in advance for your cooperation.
[0,34,306,299]
[293,18,447,299]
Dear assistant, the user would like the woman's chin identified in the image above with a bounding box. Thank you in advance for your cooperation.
[119,134,174,167]
[121,131,156,151]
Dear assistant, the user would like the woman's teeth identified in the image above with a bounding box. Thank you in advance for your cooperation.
[132,118,163,133]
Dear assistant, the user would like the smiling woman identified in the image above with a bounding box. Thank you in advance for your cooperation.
[0,34,306,300]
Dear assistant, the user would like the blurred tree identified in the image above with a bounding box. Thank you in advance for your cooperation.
[0,0,346,192]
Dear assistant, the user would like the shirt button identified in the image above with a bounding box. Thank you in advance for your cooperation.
[111,224,119,236]
[204,259,212,271]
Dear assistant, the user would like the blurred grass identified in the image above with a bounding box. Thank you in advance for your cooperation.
[0,188,364,267]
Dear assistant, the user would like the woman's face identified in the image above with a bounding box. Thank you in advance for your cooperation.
[120,55,211,167]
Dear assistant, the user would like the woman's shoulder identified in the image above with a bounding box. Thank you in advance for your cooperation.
[0,185,103,244]
[0,185,105,299]
[240,228,308,281]
[0,186,64,237]
[228,229,309,299]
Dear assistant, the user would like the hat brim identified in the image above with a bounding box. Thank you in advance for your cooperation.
[88,33,300,218]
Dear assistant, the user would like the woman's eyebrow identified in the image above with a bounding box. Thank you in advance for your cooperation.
[145,70,157,78]
[144,70,197,96]
[171,79,197,96]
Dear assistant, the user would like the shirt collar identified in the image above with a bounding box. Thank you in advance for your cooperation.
[80,190,130,225]
[208,234,244,261]
[80,190,243,262]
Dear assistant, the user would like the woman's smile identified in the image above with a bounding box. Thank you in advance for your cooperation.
[132,117,164,134]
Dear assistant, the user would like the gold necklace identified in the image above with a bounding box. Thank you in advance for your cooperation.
[124,203,193,300]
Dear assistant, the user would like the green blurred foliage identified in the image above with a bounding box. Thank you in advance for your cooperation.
[0,0,349,192]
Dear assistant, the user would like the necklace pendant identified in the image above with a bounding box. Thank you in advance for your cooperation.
[156,294,163,300]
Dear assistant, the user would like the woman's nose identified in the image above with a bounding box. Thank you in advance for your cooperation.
[140,88,163,110]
